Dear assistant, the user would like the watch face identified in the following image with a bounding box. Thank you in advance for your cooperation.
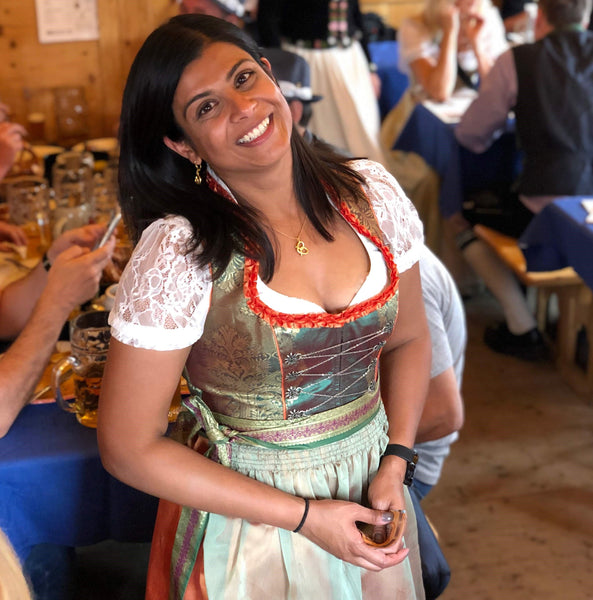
[404,461,417,486]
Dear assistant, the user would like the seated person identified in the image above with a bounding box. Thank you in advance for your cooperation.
[0,224,115,438]
[177,0,246,23]
[399,0,508,101]
[452,0,593,359]
[261,48,324,143]
[0,103,27,181]
[0,528,32,600]
[413,244,466,599]
[176,0,259,39]
[499,0,531,33]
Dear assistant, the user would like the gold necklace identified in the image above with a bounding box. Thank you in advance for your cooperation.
[272,216,309,256]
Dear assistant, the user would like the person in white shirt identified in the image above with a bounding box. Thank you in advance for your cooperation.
[398,0,508,101]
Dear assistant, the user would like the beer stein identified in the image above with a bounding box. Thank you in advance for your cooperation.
[52,310,111,428]
[6,175,52,260]
[51,150,94,238]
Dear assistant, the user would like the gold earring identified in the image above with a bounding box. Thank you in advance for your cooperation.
[194,162,202,186]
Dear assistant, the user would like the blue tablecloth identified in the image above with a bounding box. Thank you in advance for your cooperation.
[368,41,410,119]
[519,197,593,291]
[0,403,159,562]
[393,103,520,218]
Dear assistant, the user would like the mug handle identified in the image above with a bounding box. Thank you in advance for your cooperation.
[52,355,79,413]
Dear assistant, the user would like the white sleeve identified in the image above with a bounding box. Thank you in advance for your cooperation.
[109,215,213,351]
[353,159,425,273]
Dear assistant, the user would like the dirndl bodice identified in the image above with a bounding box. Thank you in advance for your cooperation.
[183,197,400,426]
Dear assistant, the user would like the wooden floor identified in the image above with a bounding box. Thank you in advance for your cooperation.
[74,290,593,599]
[425,291,593,600]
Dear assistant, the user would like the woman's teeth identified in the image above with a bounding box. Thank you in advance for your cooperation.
[238,116,270,144]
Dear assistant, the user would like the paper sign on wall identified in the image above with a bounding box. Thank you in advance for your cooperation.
[35,0,99,44]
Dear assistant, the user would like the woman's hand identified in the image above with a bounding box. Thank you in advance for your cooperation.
[299,498,409,571]
[367,456,407,514]
[438,3,460,34]
[461,12,485,50]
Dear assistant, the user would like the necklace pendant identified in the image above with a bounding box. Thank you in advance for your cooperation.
[295,239,309,256]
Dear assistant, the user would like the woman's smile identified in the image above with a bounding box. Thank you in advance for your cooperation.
[237,115,271,145]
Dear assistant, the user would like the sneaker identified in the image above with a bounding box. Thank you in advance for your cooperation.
[483,322,548,361]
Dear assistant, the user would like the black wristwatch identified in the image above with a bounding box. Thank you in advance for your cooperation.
[381,444,419,486]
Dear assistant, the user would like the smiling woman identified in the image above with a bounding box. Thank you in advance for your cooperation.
[98,13,431,600]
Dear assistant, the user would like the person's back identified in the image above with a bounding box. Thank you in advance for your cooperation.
[411,244,466,600]
[415,244,466,493]
[512,28,593,197]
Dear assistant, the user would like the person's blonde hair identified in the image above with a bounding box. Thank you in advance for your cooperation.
[423,0,490,32]
[0,529,32,600]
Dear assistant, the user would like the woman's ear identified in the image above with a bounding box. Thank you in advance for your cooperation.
[260,57,276,82]
[163,136,200,164]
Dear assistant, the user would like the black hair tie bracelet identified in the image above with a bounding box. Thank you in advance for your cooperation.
[293,498,310,533]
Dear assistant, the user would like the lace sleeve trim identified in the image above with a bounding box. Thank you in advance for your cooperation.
[108,216,213,350]
[352,159,425,272]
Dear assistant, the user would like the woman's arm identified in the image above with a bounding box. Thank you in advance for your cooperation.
[368,263,431,509]
[409,8,460,102]
[97,339,409,571]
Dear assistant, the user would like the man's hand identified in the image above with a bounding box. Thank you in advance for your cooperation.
[0,121,27,180]
[0,222,28,248]
[46,223,108,263]
[43,237,116,316]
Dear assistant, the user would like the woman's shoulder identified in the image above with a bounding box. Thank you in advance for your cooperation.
[138,214,194,246]
[111,214,212,350]
[348,159,407,199]
[347,159,424,270]
[126,214,209,289]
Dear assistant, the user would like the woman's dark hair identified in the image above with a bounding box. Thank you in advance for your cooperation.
[118,13,367,281]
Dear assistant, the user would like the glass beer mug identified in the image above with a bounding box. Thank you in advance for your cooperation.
[6,175,52,260]
[52,310,111,428]
[51,151,94,239]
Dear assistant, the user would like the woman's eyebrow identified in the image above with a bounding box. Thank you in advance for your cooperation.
[183,58,253,119]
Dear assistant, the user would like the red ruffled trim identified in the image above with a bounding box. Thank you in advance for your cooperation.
[245,201,399,329]
[206,174,399,329]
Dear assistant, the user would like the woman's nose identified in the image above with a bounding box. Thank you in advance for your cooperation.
[229,93,256,120]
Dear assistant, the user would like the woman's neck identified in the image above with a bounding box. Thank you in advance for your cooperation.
[216,153,300,219]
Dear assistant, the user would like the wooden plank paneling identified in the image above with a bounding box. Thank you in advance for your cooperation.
[360,0,423,28]
[0,0,175,145]
[0,0,421,146]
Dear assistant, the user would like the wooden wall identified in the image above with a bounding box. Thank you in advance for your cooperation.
[360,0,423,29]
[0,0,421,145]
[0,0,177,144]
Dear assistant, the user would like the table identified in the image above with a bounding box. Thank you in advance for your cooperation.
[519,197,593,291]
[392,101,520,218]
[519,197,593,394]
[0,402,159,563]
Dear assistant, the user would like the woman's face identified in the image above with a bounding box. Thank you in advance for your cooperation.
[455,0,481,16]
[166,42,293,181]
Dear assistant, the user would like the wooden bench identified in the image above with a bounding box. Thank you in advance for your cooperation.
[474,224,592,394]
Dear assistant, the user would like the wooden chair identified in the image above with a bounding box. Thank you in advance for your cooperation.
[474,224,592,394]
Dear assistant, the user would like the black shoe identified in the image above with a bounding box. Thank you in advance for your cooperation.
[483,322,548,361]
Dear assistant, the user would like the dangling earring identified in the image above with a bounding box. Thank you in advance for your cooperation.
[194,162,202,186]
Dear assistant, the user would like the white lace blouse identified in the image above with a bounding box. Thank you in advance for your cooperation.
[109,160,424,350]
